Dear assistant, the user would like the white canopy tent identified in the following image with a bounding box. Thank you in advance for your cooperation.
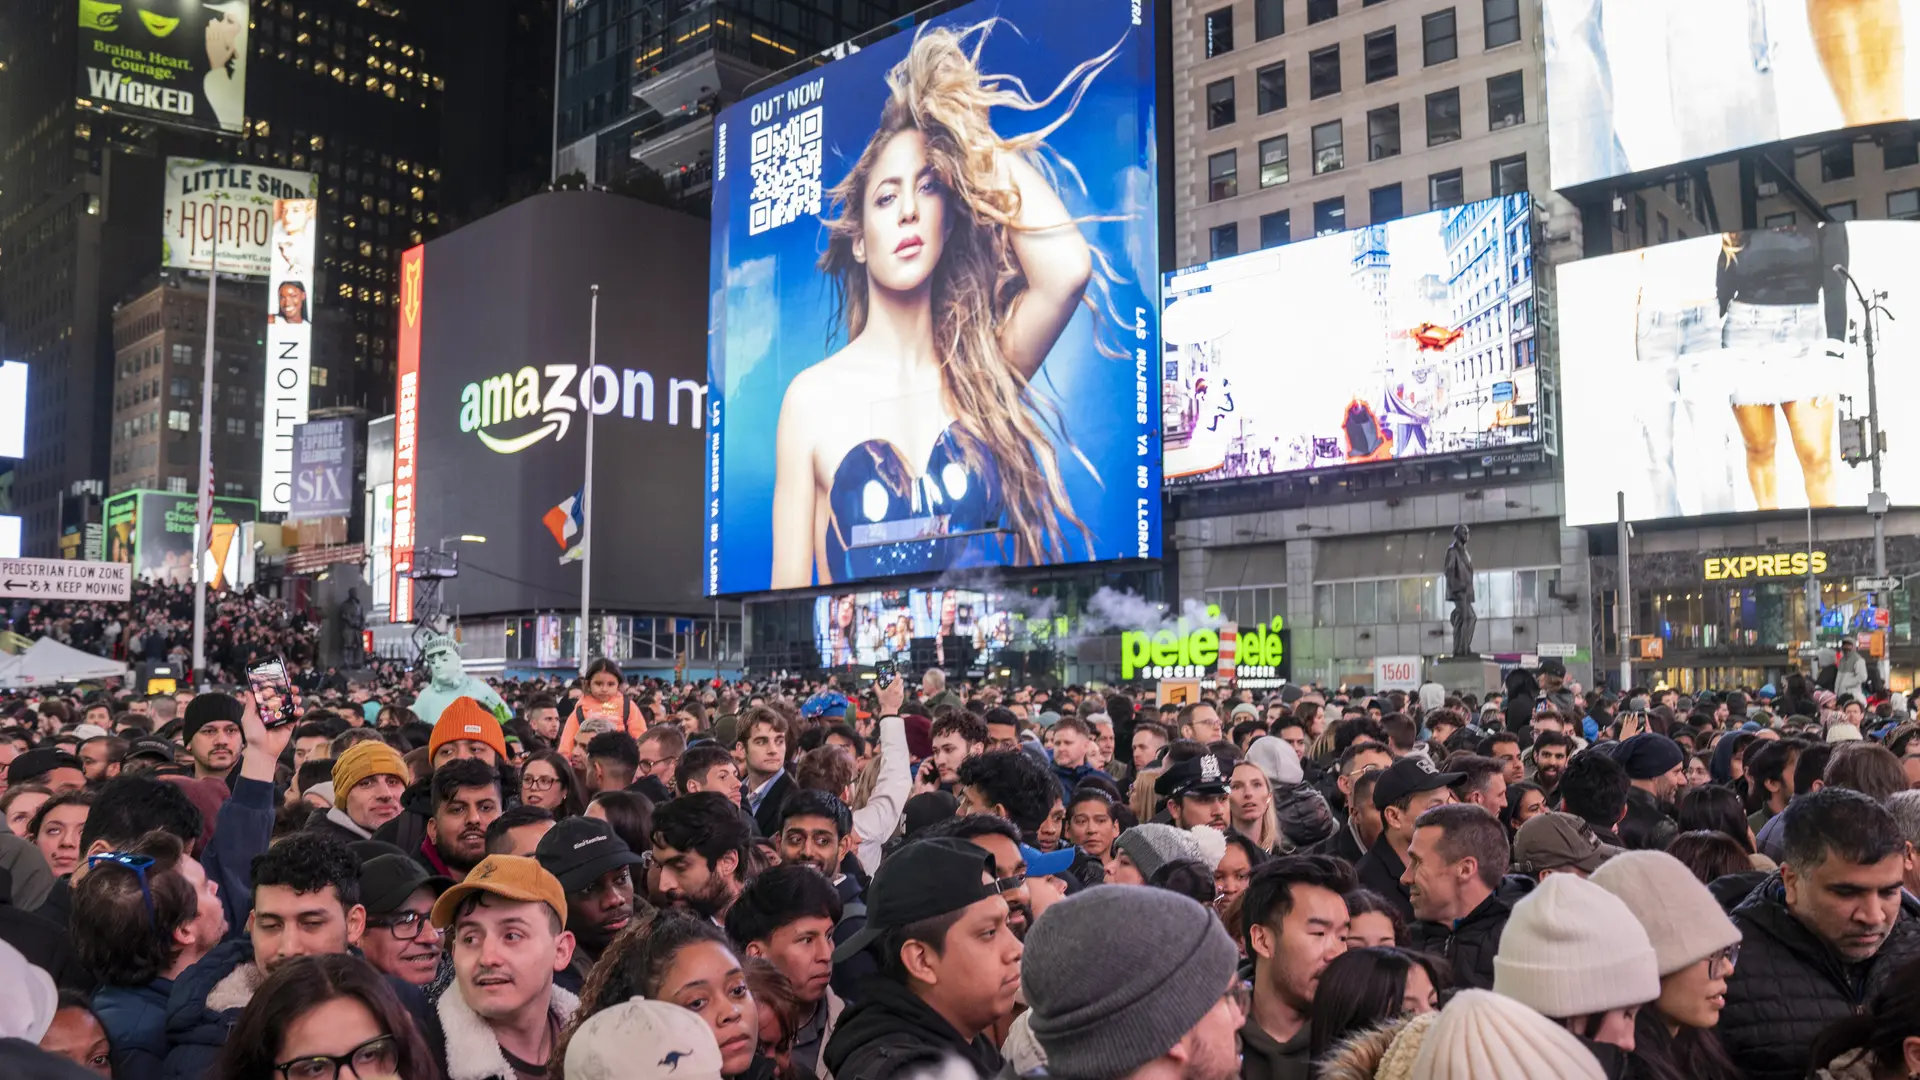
[0,637,131,688]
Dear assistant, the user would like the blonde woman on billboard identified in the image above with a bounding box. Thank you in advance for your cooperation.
[769,20,1127,589]
[1715,224,1849,509]
[272,199,317,282]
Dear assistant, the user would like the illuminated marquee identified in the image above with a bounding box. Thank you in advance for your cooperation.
[1122,610,1289,682]
[1704,551,1828,581]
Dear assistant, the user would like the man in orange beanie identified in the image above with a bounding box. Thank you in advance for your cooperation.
[429,696,508,769]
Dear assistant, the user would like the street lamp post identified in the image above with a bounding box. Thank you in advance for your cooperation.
[1833,263,1894,683]
[192,194,226,687]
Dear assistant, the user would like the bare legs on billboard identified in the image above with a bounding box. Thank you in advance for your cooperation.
[1732,399,1838,509]
[1808,0,1907,127]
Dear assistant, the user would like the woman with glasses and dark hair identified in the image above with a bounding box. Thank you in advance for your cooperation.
[73,830,228,1080]
[519,749,587,820]
[214,953,438,1080]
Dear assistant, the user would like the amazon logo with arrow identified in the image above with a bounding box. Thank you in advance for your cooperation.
[458,363,708,454]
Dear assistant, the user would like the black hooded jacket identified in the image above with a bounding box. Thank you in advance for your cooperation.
[822,977,1003,1080]
[1719,874,1920,1080]
[1407,889,1511,991]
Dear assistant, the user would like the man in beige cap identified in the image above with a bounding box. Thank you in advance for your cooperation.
[424,854,580,1080]
[1511,812,1622,881]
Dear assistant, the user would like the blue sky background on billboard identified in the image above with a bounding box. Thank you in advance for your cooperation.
[1545,0,1920,188]
[704,0,1160,597]
[1163,194,1538,485]
[1559,221,1920,527]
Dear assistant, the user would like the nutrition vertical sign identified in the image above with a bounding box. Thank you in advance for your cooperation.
[76,0,250,136]
[260,198,317,512]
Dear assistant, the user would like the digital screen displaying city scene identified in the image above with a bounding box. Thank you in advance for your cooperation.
[1163,194,1538,485]
[704,0,1162,596]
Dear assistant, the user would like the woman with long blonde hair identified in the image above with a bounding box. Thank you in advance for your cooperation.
[770,20,1129,587]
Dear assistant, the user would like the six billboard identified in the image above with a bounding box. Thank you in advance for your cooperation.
[289,418,357,520]
[1559,221,1920,526]
[162,159,318,278]
[1545,0,1920,189]
[77,0,249,135]
[703,0,1162,596]
[1163,195,1539,485]
[261,198,317,512]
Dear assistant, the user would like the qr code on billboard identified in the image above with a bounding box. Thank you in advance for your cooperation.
[748,107,824,236]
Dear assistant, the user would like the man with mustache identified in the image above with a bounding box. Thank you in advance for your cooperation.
[1528,730,1575,802]
[534,816,649,994]
[420,758,502,878]
[650,791,751,921]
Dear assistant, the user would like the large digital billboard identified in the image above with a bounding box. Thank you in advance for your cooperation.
[814,587,1040,668]
[1560,221,1920,526]
[398,191,711,618]
[260,198,317,512]
[78,0,248,135]
[162,159,317,278]
[1546,0,1920,189]
[103,490,256,585]
[0,361,26,459]
[1163,195,1539,484]
[704,0,1162,596]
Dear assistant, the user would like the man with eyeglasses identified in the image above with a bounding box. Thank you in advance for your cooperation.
[356,852,451,987]
[633,726,685,803]
[1310,743,1392,863]
[534,816,649,993]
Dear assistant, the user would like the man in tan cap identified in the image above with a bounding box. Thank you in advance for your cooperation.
[424,854,579,1080]
[1510,812,1622,882]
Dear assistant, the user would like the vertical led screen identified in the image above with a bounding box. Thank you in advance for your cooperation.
[1559,221,1920,526]
[705,0,1162,596]
[1546,0,1920,188]
[260,198,316,512]
[1162,194,1539,484]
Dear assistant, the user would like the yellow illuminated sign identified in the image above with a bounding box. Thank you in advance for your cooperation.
[1703,551,1827,580]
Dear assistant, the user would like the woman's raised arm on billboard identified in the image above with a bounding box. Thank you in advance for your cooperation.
[770,377,820,590]
[997,151,1093,383]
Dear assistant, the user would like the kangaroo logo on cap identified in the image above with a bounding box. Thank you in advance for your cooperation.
[660,1051,692,1070]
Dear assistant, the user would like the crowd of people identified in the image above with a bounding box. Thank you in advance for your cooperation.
[0,644,1918,1080]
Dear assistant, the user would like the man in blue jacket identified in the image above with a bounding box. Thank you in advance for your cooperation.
[162,830,366,1079]
[1047,717,1113,805]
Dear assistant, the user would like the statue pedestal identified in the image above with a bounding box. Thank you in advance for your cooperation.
[1430,656,1503,696]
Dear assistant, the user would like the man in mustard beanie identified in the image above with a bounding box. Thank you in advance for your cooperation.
[311,740,410,840]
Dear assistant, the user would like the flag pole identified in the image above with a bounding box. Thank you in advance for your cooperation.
[192,197,223,687]
[579,284,598,676]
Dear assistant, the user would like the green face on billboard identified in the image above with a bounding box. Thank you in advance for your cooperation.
[76,0,248,135]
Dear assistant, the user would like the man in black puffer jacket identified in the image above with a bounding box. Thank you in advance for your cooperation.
[1720,789,1920,1080]
[1403,804,1512,990]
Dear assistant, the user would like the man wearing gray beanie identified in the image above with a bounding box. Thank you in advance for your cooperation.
[1022,886,1243,1080]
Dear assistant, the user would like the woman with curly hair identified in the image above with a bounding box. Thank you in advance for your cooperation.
[771,19,1132,587]
[556,911,768,1078]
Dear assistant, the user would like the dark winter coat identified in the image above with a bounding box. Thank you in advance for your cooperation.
[1618,787,1679,851]
[93,979,172,1080]
[823,976,1003,1080]
[1719,875,1920,1080]
[1407,890,1511,991]
[1274,782,1337,851]
[1352,836,1414,922]
[162,938,262,1080]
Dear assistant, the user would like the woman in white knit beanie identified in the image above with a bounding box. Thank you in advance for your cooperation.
[1409,990,1606,1080]
[1491,873,1661,1056]
[1591,850,1746,1080]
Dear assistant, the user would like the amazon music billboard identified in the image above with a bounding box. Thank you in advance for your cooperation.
[393,191,710,618]
[1162,193,1540,486]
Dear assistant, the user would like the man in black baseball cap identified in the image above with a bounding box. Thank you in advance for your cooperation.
[1155,752,1232,832]
[356,852,451,987]
[535,816,650,990]
[824,838,1023,1080]
[8,749,84,794]
[1353,755,1462,921]
[122,736,178,773]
